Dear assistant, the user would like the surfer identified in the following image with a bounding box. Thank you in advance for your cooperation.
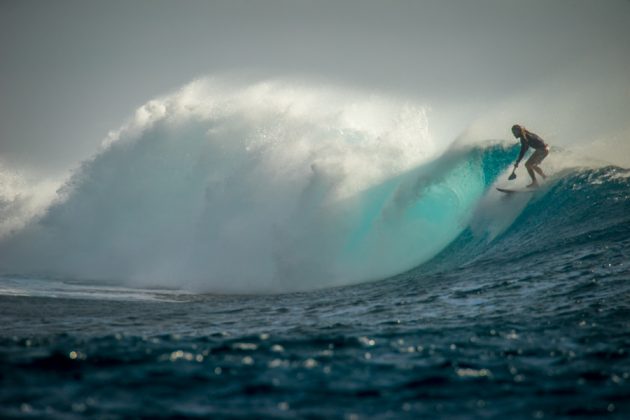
[511,124,549,188]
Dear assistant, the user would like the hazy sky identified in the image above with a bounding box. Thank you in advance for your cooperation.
[1,0,629,175]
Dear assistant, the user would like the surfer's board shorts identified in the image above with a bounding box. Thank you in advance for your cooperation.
[526,146,549,166]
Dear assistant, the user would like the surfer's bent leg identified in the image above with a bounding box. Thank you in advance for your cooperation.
[526,148,549,182]
[525,152,539,185]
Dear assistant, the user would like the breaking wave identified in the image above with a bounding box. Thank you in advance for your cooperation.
[0,79,620,294]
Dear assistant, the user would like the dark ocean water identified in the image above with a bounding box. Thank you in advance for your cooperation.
[1,161,630,418]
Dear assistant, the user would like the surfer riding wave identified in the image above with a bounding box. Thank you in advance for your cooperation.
[511,124,549,188]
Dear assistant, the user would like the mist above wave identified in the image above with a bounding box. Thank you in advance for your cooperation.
[1,79,452,293]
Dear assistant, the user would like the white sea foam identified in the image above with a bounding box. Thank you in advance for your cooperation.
[0,79,453,293]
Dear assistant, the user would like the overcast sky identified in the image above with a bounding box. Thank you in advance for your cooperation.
[1,0,629,175]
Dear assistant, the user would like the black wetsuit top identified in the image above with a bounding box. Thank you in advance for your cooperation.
[517,130,547,163]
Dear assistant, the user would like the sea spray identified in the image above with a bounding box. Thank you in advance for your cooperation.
[0,79,526,293]
[0,80,440,292]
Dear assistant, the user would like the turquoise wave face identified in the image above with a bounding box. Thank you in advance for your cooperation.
[332,145,516,284]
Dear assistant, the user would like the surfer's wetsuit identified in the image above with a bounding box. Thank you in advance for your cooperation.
[513,126,549,187]
[516,130,548,167]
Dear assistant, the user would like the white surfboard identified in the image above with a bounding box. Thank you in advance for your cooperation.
[496,187,536,194]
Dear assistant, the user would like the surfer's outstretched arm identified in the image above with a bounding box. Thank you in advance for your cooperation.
[514,140,529,167]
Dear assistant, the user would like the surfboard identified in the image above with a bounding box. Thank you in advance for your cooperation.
[496,187,535,194]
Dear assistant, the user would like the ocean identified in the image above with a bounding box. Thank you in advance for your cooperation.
[1,80,629,418]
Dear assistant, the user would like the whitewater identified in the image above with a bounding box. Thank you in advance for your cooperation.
[0,78,512,293]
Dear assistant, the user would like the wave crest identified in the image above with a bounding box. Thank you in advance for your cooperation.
[1,79,450,293]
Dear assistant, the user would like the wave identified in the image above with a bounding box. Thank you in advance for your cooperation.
[1,79,624,294]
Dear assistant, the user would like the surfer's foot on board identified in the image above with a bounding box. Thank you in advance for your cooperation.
[526,182,539,188]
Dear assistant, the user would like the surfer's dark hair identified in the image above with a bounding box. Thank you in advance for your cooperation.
[511,124,523,136]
